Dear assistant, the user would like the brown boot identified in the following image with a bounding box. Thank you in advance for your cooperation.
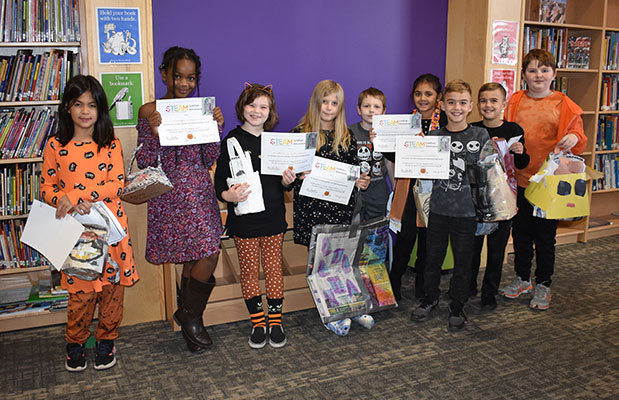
[174,276,216,348]
[177,276,205,353]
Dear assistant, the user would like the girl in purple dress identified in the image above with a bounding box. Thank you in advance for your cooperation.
[136,47,223,352]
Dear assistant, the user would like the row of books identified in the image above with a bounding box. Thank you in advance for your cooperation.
[0,0,80,43]
[0,219,49,269]
[0,107,56,159]
[603,31,619,70]
[1,163,40,216]
[0,49,79,102]
[523,26,567,68]
[600,74,619,111]
[597,116,619,151]
[554,75,569,94]
[566,36,591,69]
[593,154,619,191]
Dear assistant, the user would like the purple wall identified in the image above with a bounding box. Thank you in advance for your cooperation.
[152,0,448,133]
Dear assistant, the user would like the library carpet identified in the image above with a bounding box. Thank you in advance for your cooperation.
[1,235,618,400]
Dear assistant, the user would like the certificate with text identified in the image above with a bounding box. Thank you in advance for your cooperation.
[299,156,360,205]
[260,132,318,175]
[394,135,451,179]
[156,97,219,146]
[372,114,422,152]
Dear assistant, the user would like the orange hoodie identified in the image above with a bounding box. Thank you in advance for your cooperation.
[505,90,587,187]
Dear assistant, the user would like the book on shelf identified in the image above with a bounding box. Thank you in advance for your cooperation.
[0,107,57,158]
[1,163,41,216]
[593,154,619,191]
[0,49,79,102]
[600,75,619,111]
[0,219,50,269]
[554,75,569,94]
[604,31,619,70]
[566,36,591,69]
[523,26,567,68]
[0,0,81,43]
[539,0,566,24]
[597,115,619,150]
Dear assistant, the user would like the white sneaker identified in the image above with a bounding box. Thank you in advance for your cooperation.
[500,276,533,299]
[529,284,551,310]
[351,314,375,329]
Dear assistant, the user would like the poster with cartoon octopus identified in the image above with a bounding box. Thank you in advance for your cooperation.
[96,7,142,64]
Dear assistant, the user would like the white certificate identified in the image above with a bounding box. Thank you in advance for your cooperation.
[372,114,422,152]
[299,156,360,205]
[156,97,219,146]
[260,132,318,175]
[395,135,451,179]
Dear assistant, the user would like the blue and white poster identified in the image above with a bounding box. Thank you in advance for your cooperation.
[96,7,142,64]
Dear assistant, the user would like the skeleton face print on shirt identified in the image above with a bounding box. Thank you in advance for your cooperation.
[357,145,372,161]
[440,137,482,192]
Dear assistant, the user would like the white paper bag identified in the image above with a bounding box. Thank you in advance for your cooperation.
[225,137,265,215]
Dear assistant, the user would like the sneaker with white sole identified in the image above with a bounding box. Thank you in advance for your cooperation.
[351,314,374,330]
[94,340,116,370]
[65,343,87,372]
[325,318,352,336]
[500,276,533,299]
[529,284,551,310]
[268,325,287,348]
[411,298,439,322]
[249,326,267,349]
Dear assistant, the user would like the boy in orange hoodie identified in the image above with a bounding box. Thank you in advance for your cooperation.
[500,49,586,310]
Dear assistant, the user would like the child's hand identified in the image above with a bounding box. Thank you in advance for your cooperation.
[369,128,376,143]
[55,195,74,219]
[356,173,370,190]
[222,183,251,203]
[74,200,92,216]
[213,106,224,127]
[147,110,162,137]
[555,133,578,153]
[282,168,296,186]
[509,141,524,154]
[296,170,311,180]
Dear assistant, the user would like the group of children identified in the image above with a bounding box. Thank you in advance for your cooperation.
[42,46,585,371]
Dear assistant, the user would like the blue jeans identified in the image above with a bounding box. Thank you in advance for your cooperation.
[424,212,476,306]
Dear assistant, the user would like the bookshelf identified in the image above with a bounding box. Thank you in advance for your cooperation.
[446,0,619,243]
[0,0,86,332]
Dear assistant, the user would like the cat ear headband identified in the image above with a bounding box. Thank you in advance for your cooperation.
[244,82,273,93]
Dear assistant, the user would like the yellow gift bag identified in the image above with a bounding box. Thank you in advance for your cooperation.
[525,153,601,220]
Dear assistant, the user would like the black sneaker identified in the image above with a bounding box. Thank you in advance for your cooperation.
[269,325,287,348]
[65,343,87,372]
[448,304,467,332]
[94,340,116,370]
[249,326,267,349]
[481,295,497,311]
[411,298,439,322]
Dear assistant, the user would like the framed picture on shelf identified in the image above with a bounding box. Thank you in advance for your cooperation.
[539,0,567,24]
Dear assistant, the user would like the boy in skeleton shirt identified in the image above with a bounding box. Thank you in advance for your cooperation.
[411,80,491,331]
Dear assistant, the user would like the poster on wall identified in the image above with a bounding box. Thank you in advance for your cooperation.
[490,69,516,101]
[96,7,142,64]
[100,72,143,127]
[492,20,519,65]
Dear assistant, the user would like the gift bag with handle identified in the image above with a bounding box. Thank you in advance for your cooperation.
[225,137,265,216]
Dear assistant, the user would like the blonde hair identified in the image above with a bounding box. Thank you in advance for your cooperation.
[444,79,472,97]
[297,80,350,155]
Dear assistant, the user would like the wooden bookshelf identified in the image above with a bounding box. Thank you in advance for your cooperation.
[446,0,619,244]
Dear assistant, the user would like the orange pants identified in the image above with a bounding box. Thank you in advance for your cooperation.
[234,233,284,299]
[65,284,124,344]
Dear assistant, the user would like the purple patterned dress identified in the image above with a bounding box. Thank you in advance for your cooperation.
[136,118,222,264]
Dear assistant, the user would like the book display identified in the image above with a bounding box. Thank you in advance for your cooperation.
[0,0,84,332]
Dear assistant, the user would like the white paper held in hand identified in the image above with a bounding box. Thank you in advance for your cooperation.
[20,200,84,271]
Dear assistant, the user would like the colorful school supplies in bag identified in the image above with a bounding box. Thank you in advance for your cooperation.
[468,141,517,222]
[225,137,265,215]
[525,152,600,220]
[122,143,173,204]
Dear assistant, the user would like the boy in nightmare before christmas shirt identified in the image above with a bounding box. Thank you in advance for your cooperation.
[411,80,491,332]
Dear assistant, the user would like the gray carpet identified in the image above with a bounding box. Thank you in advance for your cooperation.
[1,235,618,399]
